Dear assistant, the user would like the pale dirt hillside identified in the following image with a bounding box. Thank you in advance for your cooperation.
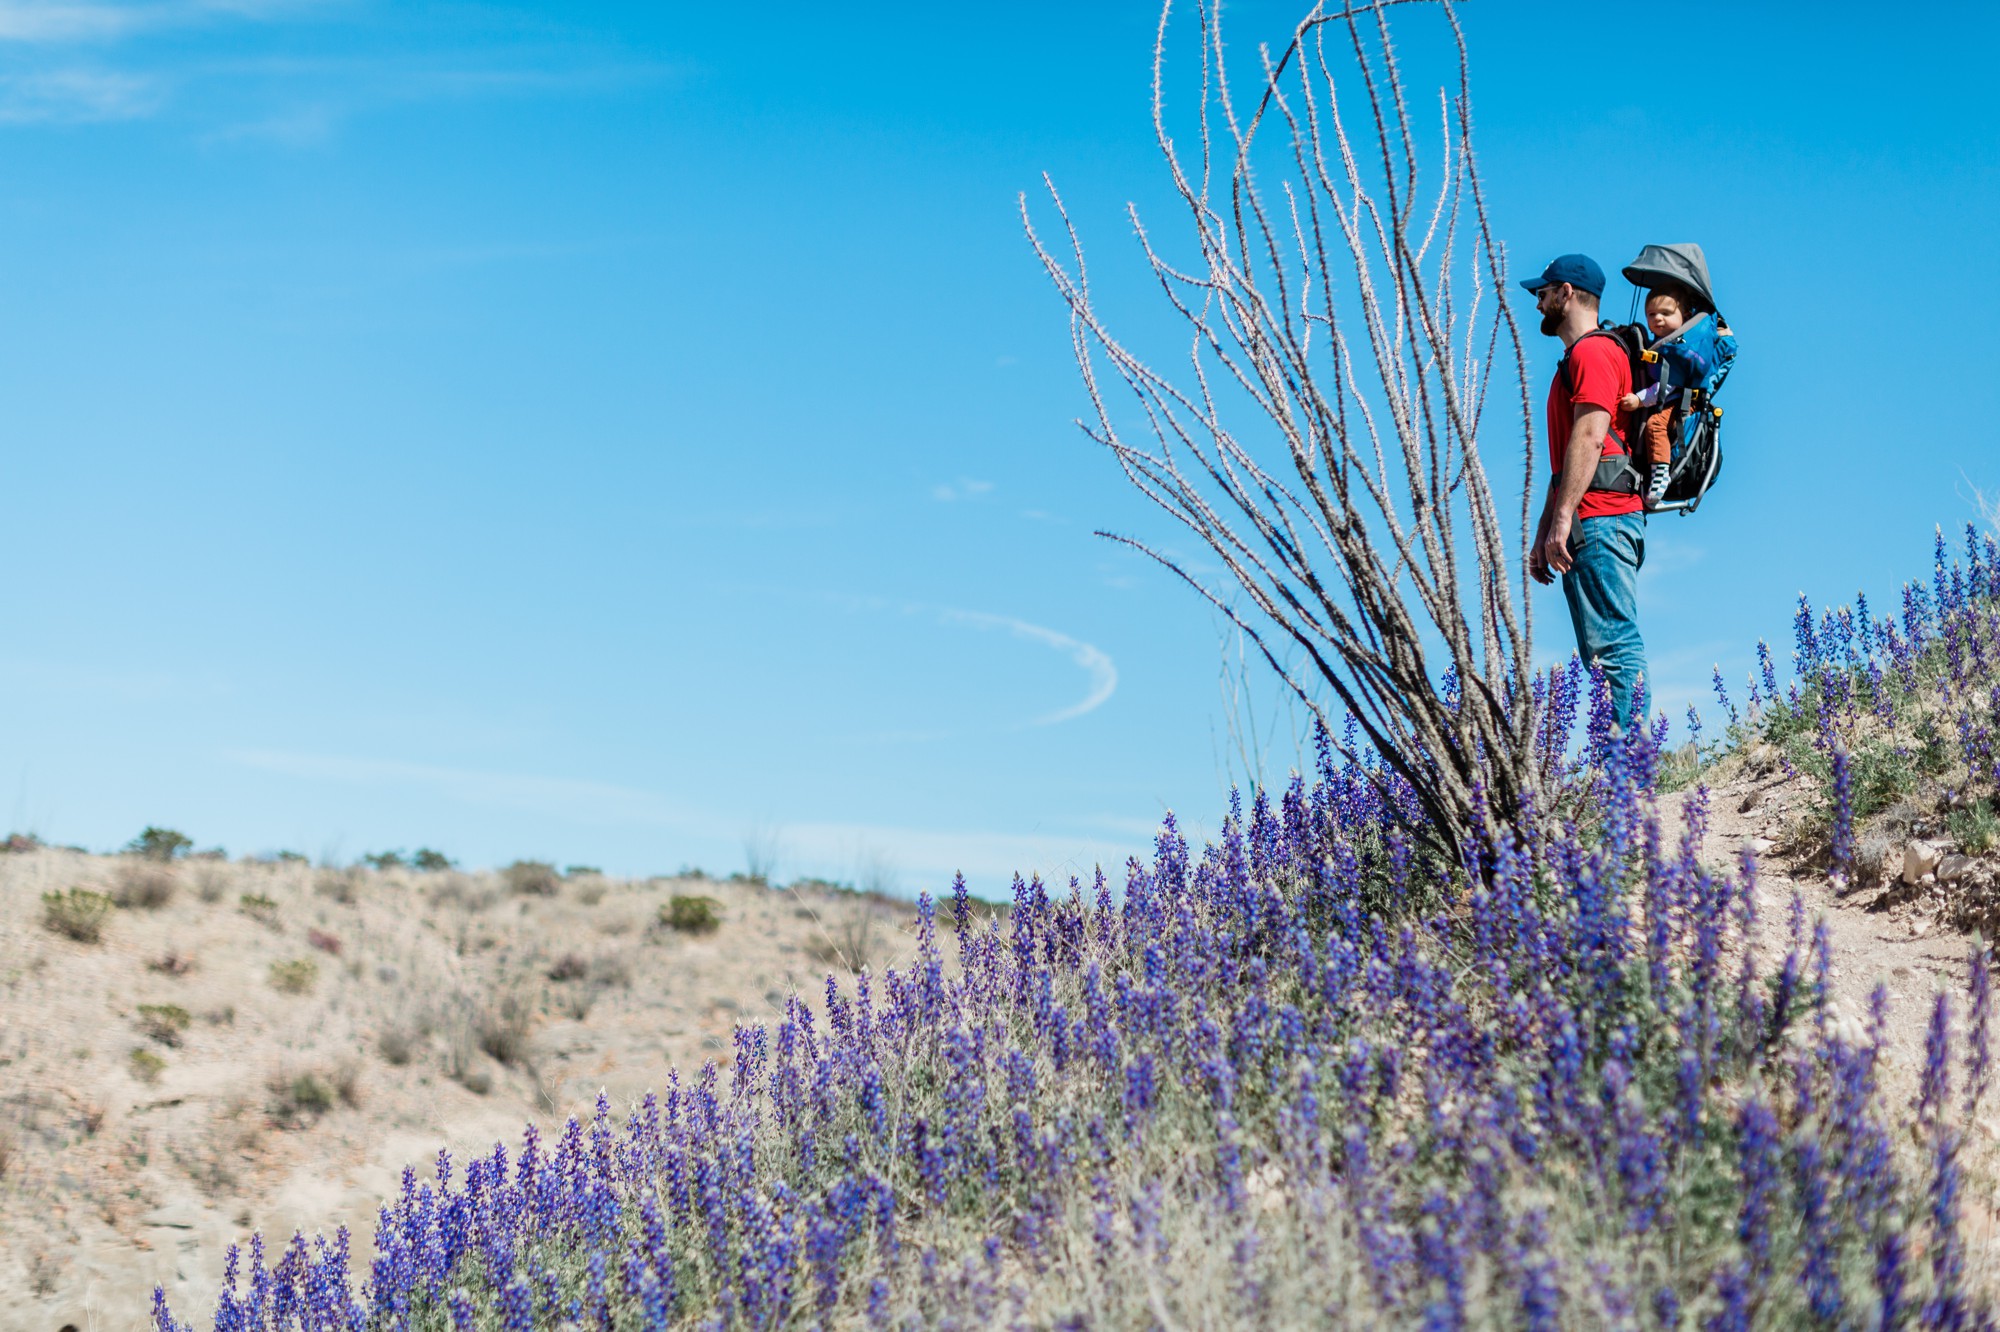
[0,850,922,1331]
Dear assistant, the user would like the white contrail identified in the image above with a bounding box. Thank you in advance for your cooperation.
[936,609,1118,726]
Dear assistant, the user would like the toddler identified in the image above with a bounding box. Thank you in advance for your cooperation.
[1618,285,1734,506]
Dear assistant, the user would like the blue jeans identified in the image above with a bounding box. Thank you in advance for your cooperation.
[1562,510,1649,730]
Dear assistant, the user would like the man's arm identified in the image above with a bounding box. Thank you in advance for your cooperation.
[1529,404,1611,584]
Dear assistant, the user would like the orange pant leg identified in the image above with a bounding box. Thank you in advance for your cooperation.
[1640,411,1673,468]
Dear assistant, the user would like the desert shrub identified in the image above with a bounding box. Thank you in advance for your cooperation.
[575,878,609,906]
[662,894,721,934]
[362,850,405,870]
[194,865,230,903]
[501,859,561,896]
[475,993,535,1066]
[377,1025,420,1066]
[112,862,178,909]
[41,888,111,943]
[136,1003,191,1047]
[427,872,494,912]
[268,1064,359,1127]
[411,847,453,872]
[807,905,880,973]
[547,953,588,982]
[306,927,343,956]
[126,826,192,861]
[268,959,318,994]
[146,949,196,976]
[1,831,40,853]
[272,849,309,863]
[127,1048,165,1084]
[314,867,363,903]
[564,864,601,878]
[1951,798,2000,854]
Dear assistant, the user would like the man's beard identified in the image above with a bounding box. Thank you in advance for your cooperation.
[1539,307,1562,336]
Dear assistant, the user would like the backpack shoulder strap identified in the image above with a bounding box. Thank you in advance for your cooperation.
[1559,328,1643,497]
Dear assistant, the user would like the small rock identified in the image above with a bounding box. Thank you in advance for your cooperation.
[1904,839,1944,886]
[1911,917,1933,939]
[143,1203,202,1230]
[1939,854,1973,886]
[1748,837,1775,855]
[1739,788,1766,814]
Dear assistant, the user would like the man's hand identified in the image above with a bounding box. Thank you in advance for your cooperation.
[1617,392,1642,412]
[1533,511,1573,584]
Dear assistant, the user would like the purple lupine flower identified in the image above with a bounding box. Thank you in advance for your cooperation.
[497,1277,533,1332]
[1829,746,1855,890]
[1795,1137,1841,1322]
[1969,939,1992,1119]
[1876,1230,1906,1331]
[1919,992,1952,1132]
[1925,1128,1965,1331]
[1736,1097,1781,1281]
[1712,666,1738,728]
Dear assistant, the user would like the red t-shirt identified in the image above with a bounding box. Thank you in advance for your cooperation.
[1546,333,1640,519]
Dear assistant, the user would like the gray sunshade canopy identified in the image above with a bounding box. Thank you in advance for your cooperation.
[1621,243,1715,308]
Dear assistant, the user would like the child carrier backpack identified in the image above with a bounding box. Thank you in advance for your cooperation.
[1559,243,1737,515]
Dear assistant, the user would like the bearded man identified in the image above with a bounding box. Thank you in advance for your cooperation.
[1523,253,1649,730]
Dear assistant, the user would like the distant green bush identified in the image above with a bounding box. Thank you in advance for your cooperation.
[126,827,192,861]
[136,1003,191,1046]
[128,1048,166,1084]
[662,894,721,935]
[41,888,112,943]
[269,959,318,994]
[411,848,454,872]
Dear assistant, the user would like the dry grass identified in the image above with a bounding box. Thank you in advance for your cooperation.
[112,862,177,910]
[0,846,931,1326]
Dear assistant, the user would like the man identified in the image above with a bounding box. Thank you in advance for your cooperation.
[1523,253,1649,730]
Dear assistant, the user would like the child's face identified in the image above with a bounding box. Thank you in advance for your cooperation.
[1645,295,1687,338]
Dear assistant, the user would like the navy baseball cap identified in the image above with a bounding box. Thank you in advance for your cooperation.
[1519,253,1605,298]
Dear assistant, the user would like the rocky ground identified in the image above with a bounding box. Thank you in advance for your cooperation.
[1667,743,2000,1281]
[0,851,921,1331]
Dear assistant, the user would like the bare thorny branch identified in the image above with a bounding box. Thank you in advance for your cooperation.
[1022,0,1541,865]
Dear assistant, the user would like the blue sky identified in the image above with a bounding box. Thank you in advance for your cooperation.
[0,1,1992,894]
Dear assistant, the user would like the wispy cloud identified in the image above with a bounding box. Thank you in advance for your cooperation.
[0,1,317,46]
[0,1,679,138]
[931,478,994,503]
[0,65,156,119]
[936,609,1117,726]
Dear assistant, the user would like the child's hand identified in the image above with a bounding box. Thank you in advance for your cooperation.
[1617,392,1642,412]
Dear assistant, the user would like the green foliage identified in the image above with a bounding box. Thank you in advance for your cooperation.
[240,891,280,924]
[268,1065,359,1126]
[1950,799,2000,855]
[128,1048,166,1084]
[362,849,405,870]
[268,958,319,994]
[563,864,602,878]
[662,894,721,934]
[41,888,112,943]
[126,826,192,861]
[411,848,454,872]
[136,1003,191,1046]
